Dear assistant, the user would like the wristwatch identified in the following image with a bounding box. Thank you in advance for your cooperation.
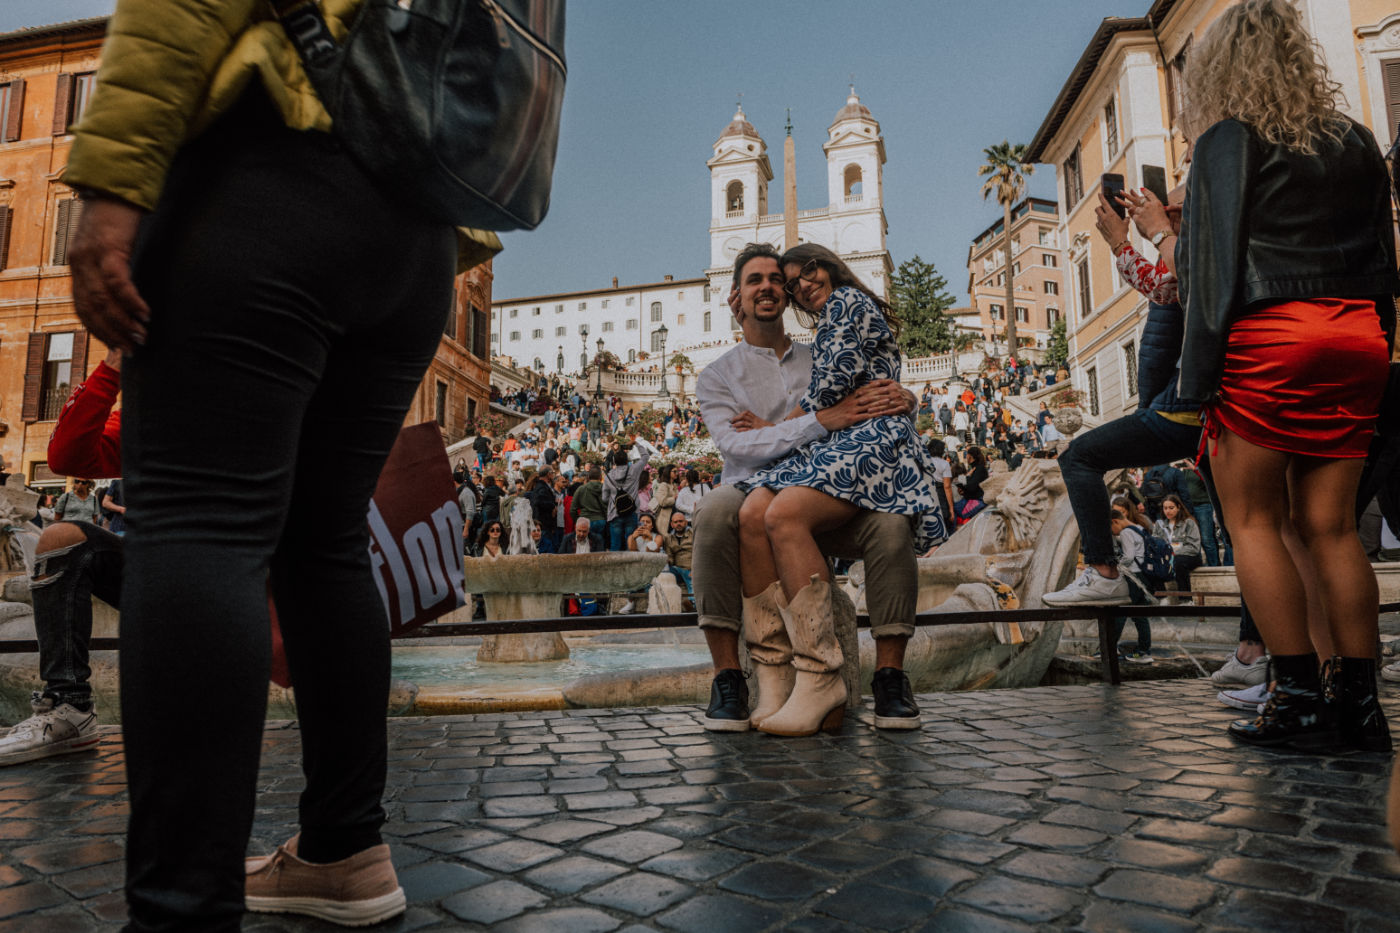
[1150,230,1172,248]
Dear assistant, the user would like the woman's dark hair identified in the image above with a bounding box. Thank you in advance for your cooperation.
[487,522,504,533]
[926,437,947,458]
[1161,494,1197,528]
[483,475,497,488]
[685,468,701,487]
[778,243,899,335]
[658,463,674,483]
[637,470,652,491]
[964,446,986,469]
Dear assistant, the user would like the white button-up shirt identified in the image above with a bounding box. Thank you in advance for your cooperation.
[696,339,827,486]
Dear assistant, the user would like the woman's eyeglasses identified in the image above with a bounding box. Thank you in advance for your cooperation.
[783,259,821,298]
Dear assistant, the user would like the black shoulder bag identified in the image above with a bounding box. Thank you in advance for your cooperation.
[273,0,566,230]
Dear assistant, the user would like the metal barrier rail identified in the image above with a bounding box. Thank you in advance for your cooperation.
[4,601,1398,688]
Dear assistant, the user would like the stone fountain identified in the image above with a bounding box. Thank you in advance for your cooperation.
[465,552,666,662]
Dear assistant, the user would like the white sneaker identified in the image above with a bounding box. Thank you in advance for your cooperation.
[1382,659,1400,683]
[1042,568,1131,606]
[1210,653,1269,687]
[1217,681,1271,712]
[0,693,99,766]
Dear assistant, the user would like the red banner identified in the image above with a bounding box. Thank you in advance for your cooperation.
[368,422,468,635]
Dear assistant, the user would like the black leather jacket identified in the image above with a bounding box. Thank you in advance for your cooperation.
[1177,118,1399,405]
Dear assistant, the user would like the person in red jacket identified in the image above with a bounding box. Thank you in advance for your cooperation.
[0,350,123,766]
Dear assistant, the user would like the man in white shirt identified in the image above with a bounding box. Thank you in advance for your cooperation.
[692,243,923,733]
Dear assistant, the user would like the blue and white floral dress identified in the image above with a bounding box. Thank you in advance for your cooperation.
[740,286,948,552]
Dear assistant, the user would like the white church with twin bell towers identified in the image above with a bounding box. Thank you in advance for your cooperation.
[490,88,893,376]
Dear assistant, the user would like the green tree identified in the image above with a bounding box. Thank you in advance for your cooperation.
[978,141,1034,362]
[1044,316,1068,370]
[889,255,956,357]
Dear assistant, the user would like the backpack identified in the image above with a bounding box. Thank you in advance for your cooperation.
[1123,525,1175,586]
[274,0,567,230]
[605,469,636,517]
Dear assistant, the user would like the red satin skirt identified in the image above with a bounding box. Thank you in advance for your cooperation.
[1210,298,1388,458]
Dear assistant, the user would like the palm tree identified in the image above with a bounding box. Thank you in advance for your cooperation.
[978,141,1034,361]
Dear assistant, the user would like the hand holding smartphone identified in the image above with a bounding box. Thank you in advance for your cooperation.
[1101,173,1126,218]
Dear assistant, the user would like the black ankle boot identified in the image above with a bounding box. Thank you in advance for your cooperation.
[1328,656,1392,753]
[1228,652,1329,747]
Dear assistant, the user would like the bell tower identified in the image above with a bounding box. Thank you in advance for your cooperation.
[707,105,772,271]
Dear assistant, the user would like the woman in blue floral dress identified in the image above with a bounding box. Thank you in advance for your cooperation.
[736,244,946,737]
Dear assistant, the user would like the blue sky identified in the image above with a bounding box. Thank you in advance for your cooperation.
[2,0,1142,304]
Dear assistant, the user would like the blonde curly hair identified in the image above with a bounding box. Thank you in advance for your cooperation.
[1183,0,1348,154]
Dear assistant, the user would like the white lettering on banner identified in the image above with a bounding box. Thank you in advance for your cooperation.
[430,502,468,610]
[367,500,415,628]
[367,498,467,628]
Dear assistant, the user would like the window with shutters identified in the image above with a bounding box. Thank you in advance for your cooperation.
[1087,366,1101,416]
[23,330,86,422]
[1077,258,1092,321]
[1384,59,1400,147]
[509,330,519,341]
[626,319,638,330]
[52,198,83,265]
[0,79,23,143]
[509,308,518,318]
[703,311,712,332]
[467,302,488,358]
[1015,306,1028,323]
[1063,145,1084,207]
[1167,38,1191,126]
[601,321,614,333]
[52,72,96,135]
[989,304,1003,320]
[435,381,447,426]
[555,326,566,337]
[1103,98,1119,159]
[554,304,563,314]
[531,328,542,339]
[1043,254,1057,268]
[703,285,711,302]
[650,301,662,322]
[0,205,12,271]
[650,329,665,353]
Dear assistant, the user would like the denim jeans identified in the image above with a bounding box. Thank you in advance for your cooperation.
[609,511,639,551]
[28,521,123,708]
[119,93,455,930]
[1192,504,1220,566]
[1058,410,1201,566]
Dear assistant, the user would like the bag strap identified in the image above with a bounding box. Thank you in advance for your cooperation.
[269,0,340,68]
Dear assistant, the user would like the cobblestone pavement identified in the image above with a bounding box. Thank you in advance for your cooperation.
[2,679,1399,932]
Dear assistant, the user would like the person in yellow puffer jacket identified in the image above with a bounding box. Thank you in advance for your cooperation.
[64,2,500,929]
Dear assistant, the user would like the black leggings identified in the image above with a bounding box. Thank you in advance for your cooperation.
[119,95,455,930]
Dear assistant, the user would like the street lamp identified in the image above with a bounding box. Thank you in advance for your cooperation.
[594,337,605,400]
[655,323,670,398]
[579,324,589,375]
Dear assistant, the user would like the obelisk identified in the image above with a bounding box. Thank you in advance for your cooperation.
[783,108,798,251]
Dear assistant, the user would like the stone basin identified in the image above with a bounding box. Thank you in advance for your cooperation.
[464,552,667,662]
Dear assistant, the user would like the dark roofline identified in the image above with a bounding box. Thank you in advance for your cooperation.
[493,276,710,307]
[969,197,1059,247]
[0,16,108,47]
[1025,0,1182,164]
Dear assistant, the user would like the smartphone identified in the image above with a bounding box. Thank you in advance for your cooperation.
[1142,165,1169,206]
[1101,173,1126,218]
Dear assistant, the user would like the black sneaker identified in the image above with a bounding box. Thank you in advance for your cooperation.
[702,669,750,732]
[871,667,921,730]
